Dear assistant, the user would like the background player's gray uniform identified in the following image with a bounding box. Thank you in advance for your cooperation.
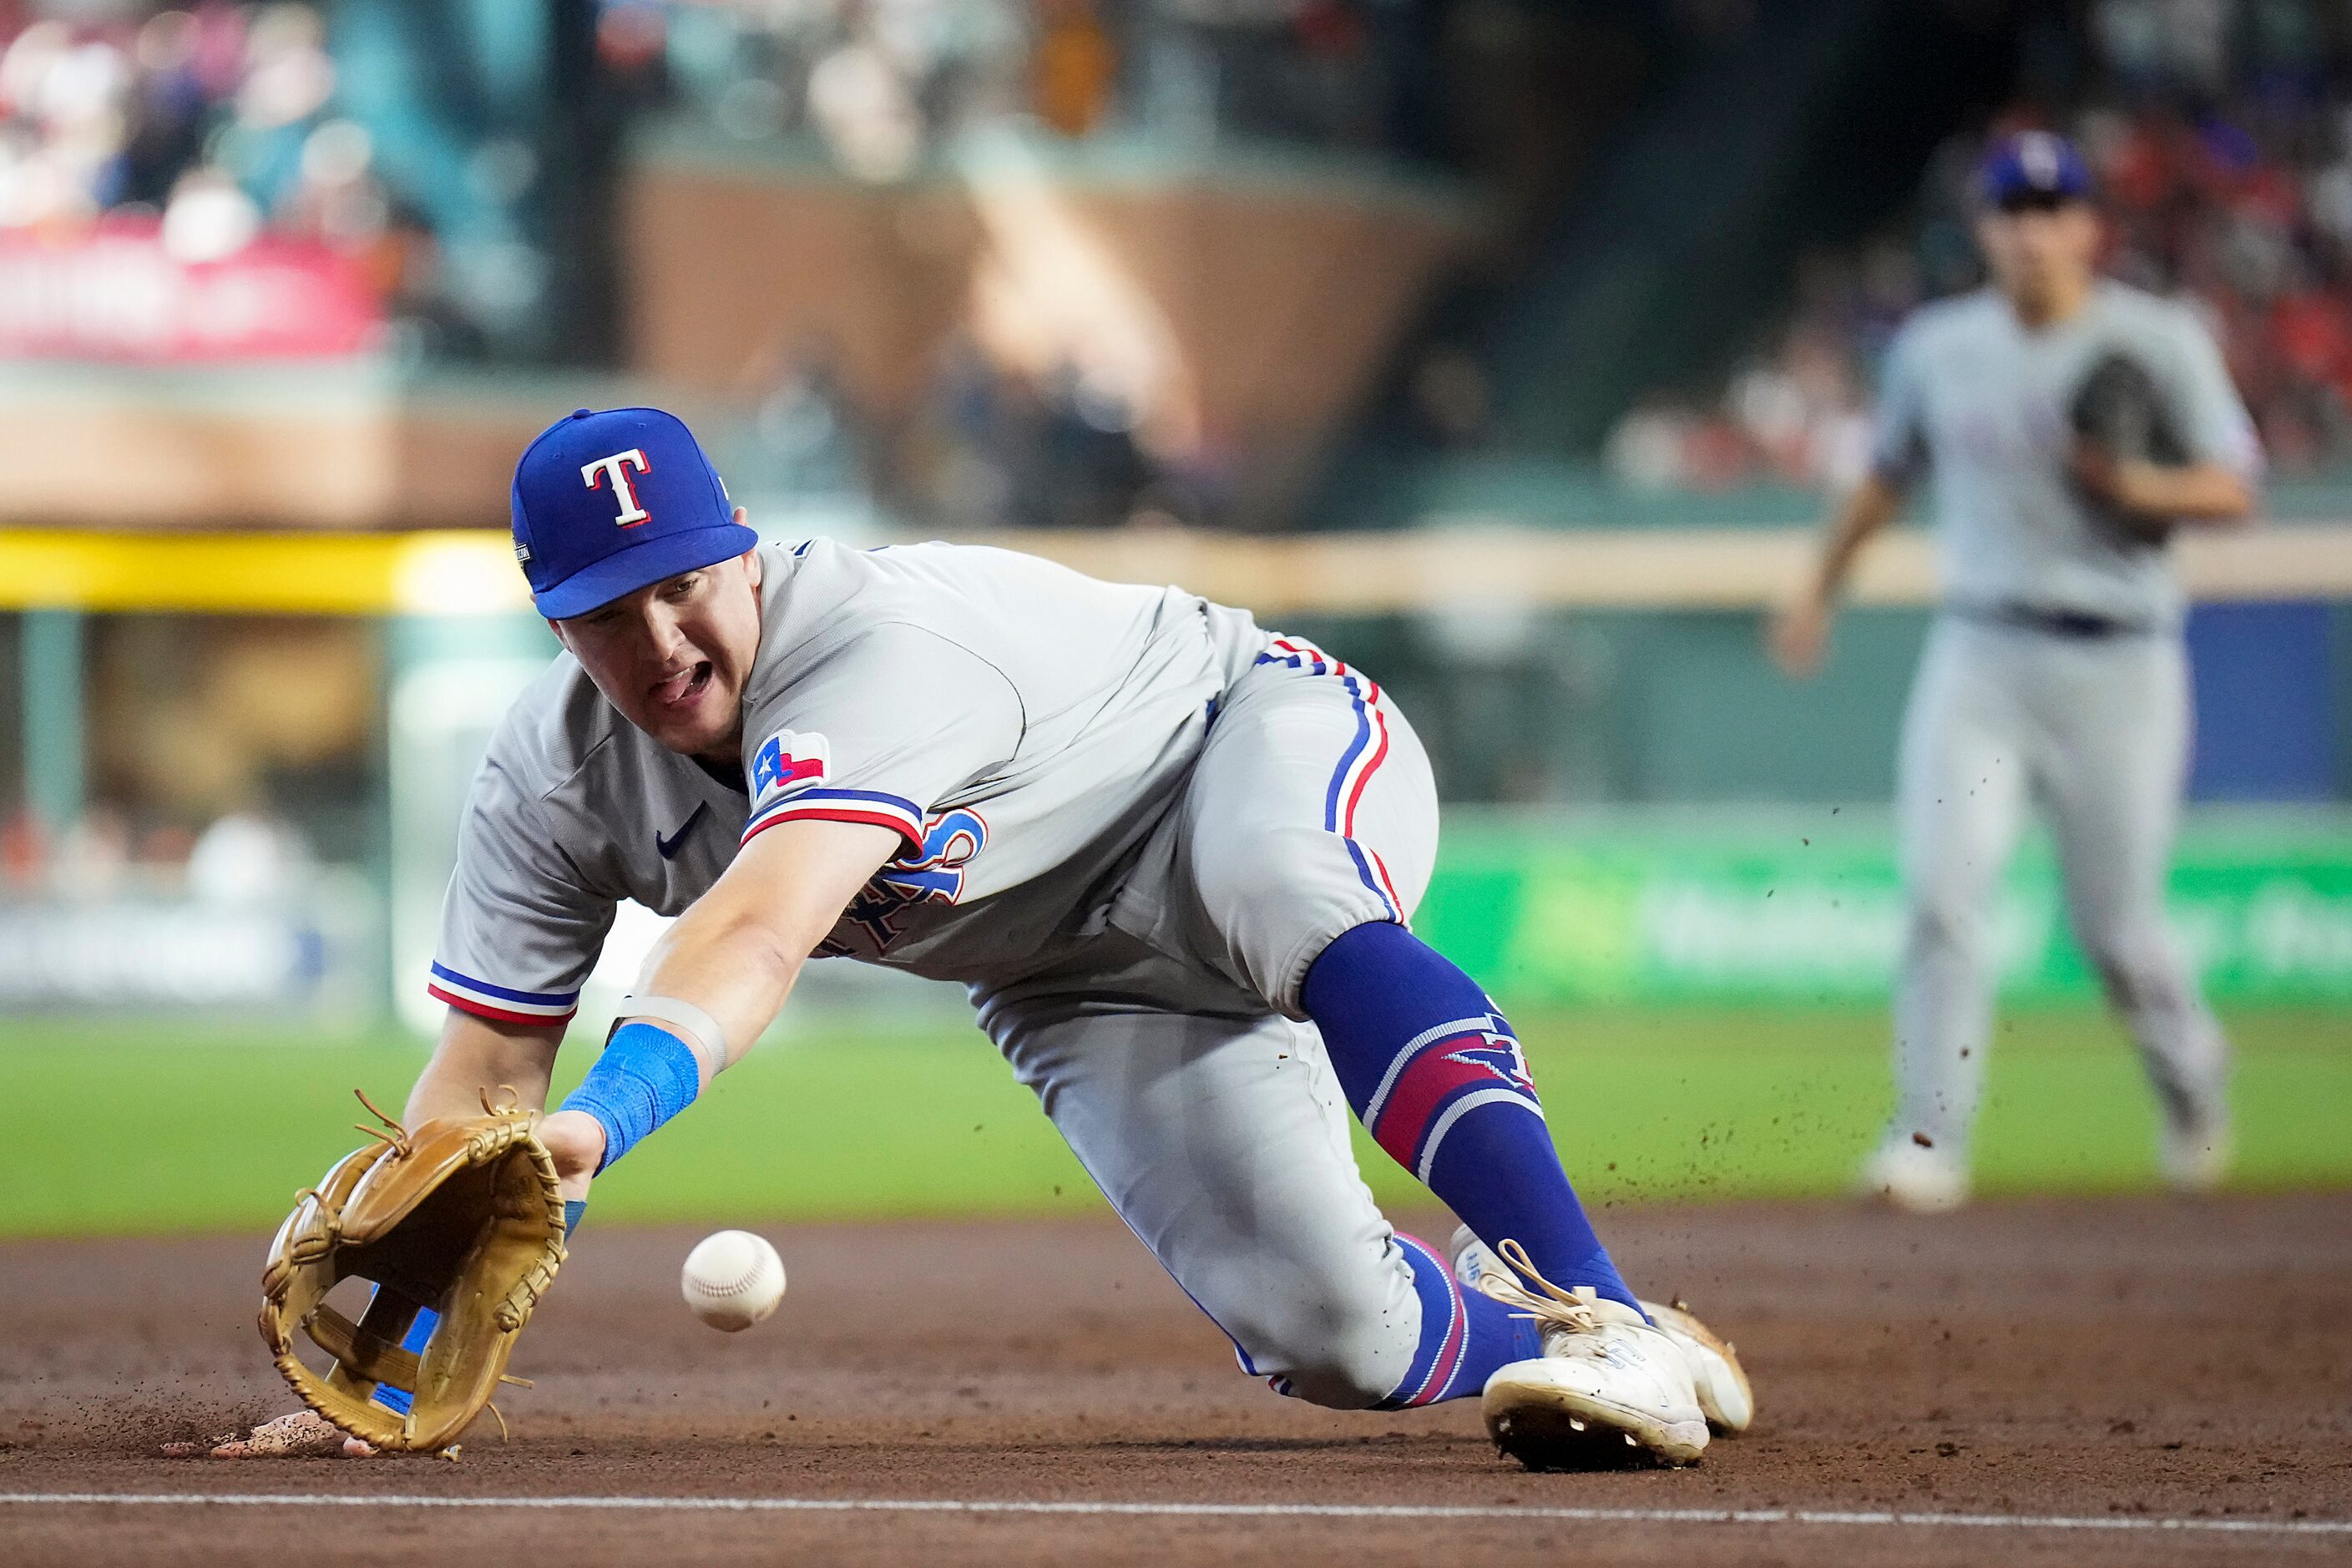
[1870,281,2261,1155]
[434,540,1445,1406]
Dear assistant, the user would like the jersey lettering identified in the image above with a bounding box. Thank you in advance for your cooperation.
[835,808,988,952]
[581,448,653,527]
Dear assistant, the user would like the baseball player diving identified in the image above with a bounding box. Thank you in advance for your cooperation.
[1770,130,2260,1211]
[213,403,1753,1469]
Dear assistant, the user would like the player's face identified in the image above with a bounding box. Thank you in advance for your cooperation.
[1976,200,2100,316]
[554,544,765,760]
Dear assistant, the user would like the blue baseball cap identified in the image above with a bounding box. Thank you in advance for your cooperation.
[1976,130,2092,209]
[510,407,760,619]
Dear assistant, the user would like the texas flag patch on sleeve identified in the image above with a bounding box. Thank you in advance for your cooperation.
[751,728,831,802]
[739,730,926,852]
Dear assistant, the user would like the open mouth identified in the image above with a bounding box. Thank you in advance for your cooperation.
[651,661,713,711]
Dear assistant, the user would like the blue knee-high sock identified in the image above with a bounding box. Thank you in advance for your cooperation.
[1370,1232,1544,1406]
[1302,919,1641,1314]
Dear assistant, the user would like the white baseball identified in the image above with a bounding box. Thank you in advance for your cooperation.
[681,1230,786,1332]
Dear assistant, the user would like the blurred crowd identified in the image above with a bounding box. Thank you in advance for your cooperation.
[0,803,317,904]
[634,0,1425,533]
[721,331,1220,534]
[0,4,427,290]
[1606,0,2352,490]
[607,0,1040,181]
[608,0,1431,180]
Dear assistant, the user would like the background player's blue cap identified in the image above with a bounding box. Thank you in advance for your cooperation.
[510,406,759,619]
[1976,130,2093,209]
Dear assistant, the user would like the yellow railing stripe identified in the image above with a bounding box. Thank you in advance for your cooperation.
[0,531,530,615]
[2,524,2349,615]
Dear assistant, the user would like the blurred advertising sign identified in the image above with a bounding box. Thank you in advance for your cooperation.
[0,222,382,361]
[0,874,376,1015]
[1419,812,2352,1005]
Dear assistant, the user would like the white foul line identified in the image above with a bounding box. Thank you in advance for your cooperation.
[0,1494,2345,1537]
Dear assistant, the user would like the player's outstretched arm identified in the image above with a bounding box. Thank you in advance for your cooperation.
[404,1009,568,1125]
[1769,471,1905,679]
[534,817,903,1193]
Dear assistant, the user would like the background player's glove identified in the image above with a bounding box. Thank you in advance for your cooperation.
[257,1090,568,1454]
[2069,350,2189,544]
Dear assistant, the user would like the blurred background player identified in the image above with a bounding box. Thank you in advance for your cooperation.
[1769,130,2262,1211]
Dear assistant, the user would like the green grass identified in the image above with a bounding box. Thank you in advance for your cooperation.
[2,1006,2348,1237]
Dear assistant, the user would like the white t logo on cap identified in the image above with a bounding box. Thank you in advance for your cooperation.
[581,448,653,528]
[2019,132,2061,185]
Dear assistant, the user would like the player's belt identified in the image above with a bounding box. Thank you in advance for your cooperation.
[1951,601,2157,640]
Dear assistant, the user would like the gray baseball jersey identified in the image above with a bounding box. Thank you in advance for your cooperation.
[1871,281,2259,629]
[429,538,1268,1024]
[430,535,1454,1409]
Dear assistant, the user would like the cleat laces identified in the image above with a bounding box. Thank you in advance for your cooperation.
[1469,1239,1641,1348]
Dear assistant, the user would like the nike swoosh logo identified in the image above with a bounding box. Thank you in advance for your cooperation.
[655,802,710,860]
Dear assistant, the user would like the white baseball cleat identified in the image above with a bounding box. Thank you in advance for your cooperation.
[1451,1226,1753,1435]
[1858,1136,1970,1214]
[1459,1236,1709,1469]
[1638,1297,1754,1434]
[2158,1103,2232,1194]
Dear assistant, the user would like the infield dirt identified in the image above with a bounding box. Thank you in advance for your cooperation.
[3,1193,2347,1566]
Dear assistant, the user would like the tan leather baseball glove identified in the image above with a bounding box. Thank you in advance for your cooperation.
[258,1090,567,1454]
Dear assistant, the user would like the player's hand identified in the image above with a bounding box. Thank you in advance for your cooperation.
[2071,440,2173,519]
[2069,438,2127,507]
[1767,582,1834,679]
[164,1409,375,1459]
[538,1107,606,1202]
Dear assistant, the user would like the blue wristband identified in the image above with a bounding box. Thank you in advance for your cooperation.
[367,1294,440,1414]
[368,1206,584,1414]
[558,1021,701,1171]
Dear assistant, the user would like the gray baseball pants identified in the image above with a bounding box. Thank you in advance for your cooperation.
[972,638,1447,1408]
[1890,615,2228,1156]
